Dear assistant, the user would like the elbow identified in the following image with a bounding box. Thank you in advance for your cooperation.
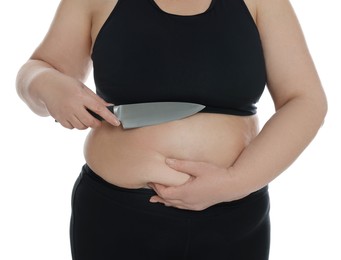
[16,63,28,101]
[307,88,328,129]
[15,61,36,102]
[277,88,328,129]
[15,60,51,117]
[316,83,328,124]
[318,94,328,127]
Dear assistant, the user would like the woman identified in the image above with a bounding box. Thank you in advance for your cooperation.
[16,0,327,259]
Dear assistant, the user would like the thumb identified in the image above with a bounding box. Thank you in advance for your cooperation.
[165,158,210,177]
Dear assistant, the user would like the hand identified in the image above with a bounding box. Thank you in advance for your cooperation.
[148,159,245,211]
[41,76,120,130]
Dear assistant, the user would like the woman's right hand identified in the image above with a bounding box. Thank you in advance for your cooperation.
[15,0,121,130]
[40,74,120,130]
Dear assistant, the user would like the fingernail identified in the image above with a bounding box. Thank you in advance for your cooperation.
[150,198,157,203]
[114,119,121,126]
[166,158,176,164]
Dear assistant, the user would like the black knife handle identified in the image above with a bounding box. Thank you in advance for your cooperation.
[86,106,114,121]
[86,108,103,121]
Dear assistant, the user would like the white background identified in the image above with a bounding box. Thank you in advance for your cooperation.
[0,0,340,259]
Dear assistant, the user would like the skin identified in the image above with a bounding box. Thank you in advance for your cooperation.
[16,0,327,211]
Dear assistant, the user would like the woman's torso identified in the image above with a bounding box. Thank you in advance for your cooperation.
[85,0,265,188]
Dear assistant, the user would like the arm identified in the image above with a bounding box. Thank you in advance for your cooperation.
[225,0,327,194]
[16,0,120,129]
[149,0,327,210]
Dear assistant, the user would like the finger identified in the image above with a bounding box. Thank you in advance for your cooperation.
[83,117,101,129]
[69,115,88,130]
[152,183,184,201]
[86,103,120,127]
[149,195,166,204]
[149,195,184,208]
[76,110,102,128]
[165,159,214,177]
[150,196,173,207]
[54,109,101,129]
[81,85,117,111]
[149,183,168,199]
[151,183,171,199]
[149,183,176,200]
[59,119,74,130]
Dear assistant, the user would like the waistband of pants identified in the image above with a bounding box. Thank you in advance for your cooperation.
[81,164,269,218]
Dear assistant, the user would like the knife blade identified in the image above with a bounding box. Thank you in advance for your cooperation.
[88,102,205,129]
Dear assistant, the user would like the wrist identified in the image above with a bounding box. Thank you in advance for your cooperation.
[222,166,252,202]
[33,69,80,113]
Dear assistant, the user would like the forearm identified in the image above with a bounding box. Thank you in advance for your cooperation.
[148,93,327,210]
[16,59,67,116]
[229,95,327,197]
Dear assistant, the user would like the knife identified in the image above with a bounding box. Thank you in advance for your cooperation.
[88,102,205,129]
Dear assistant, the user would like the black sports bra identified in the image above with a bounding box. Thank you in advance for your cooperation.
[92,0,267,115]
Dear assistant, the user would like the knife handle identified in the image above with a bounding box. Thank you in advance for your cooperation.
[86,106,114,121]
[86,108,103,121]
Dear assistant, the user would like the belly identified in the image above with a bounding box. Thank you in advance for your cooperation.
[84,113,259,188]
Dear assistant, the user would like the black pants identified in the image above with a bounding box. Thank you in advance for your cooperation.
[70,165,271,260]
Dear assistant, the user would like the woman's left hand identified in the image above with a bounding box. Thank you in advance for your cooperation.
[148,159,246,211]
